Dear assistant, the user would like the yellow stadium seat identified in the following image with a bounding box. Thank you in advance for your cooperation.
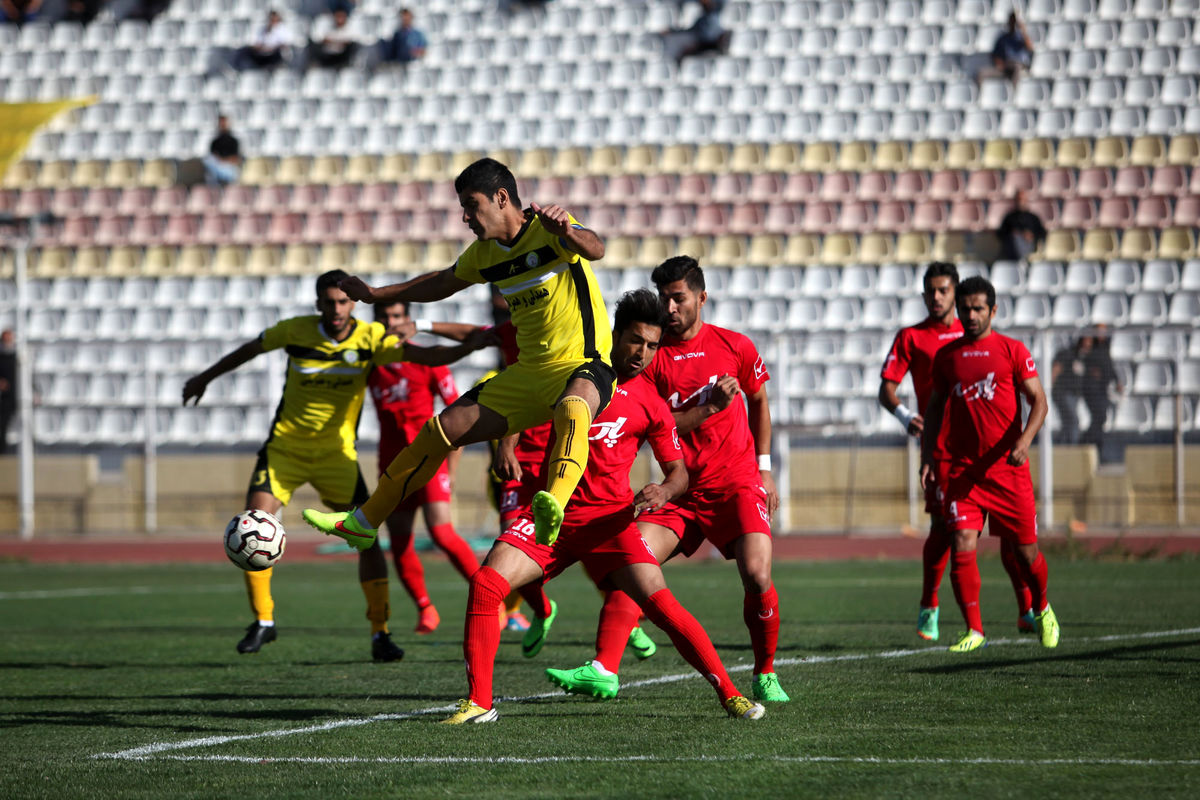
[1093,136,1129,168]
[353,242,388,273]
[240,157,277,185]
[212,245,248,274]
[634,236,674,268]
[0,251,12,278]
[623,145,659,174]
[1157,227,1195,260]
[747,234,785,264]
[1017,138,1056,169]
[598,236,637,269]
[587,146,624,175]
[858,232,895,264]
[933,231,970,262]
[896,232,932,263]
[729,143,766,173]
[73,246,108,276]
[177,245,210,274]
[820,233,858,265]
[872,141,910,171]
[422,240,460,271]
[677,234,713,263]
[276,156,312,184]
[108,246,144,276]
[1129,136,1166,168]
[33,247,72,277]
[908,140,945,171]
[1056,137,1093,168]
[346,154,381,183]
[1166,135,1200,167]
[945,140,982,170]
[693,144,728,174]
[801,142,837,172]
[38,160,75,188]
[516,148,554,178]
[279,244,316,274]
[547,147,586,176]
[1113,228,1153,260]
[764,142,801,172]
[378,153,413,182]
[449,150,481,178]
[104,160,142,187]
[70,160,108,188]
[413,152,452,182]
[488,149,519,171]
[660,144,695,174]
[980,139,1018,170]
[140,159,176,187]
[247,245,282,275]
[143,245,178,276]
[783,233,820,265]
[389,241,424,271]
[2,160,38,189]
[711,234,747,266]
[310,155,346,184]
[836,141,873,172]
[320,243,354,272]
[1043,230,1081,261]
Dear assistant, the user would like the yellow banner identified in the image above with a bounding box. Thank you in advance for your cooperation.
[0,97,96,179]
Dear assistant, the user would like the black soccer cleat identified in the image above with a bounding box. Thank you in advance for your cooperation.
[237,621,277,654]
[372,632,405,662]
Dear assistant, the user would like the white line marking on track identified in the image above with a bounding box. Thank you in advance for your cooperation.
[92,626,1200,763]
[0,585,240,601]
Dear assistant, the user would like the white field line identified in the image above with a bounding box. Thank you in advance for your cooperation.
[0,585,241,600]
[92,626,1200,763]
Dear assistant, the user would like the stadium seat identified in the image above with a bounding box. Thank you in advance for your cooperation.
[1129,292,1170,326]
[1159,228,1197,260]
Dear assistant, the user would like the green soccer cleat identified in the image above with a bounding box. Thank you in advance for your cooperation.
[628,626,657,660]
[301,508,377,552]
[545,661,620,699]
[948,630,987,653]
[1018,609,1037,634]
[751,672,791,703]
[917,606,940,641]
[440,698,498,725]
[522,599,558,658]
[724,696,766,720]
[1036,604,1060,648]
[531,491,564,546]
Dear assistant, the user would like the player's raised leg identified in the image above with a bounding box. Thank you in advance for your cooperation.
[532,375,607,546]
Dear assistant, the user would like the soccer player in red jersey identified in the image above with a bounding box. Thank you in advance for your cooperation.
[921,276,1061,653]
[443,289,765,723]
[880,263,1034,643]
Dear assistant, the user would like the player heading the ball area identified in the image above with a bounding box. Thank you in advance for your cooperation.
[921,277,1061,653]
[303,158,614,554]
[550,257,790,705]
[444,289,766,724]
[878,263,1035,643]
[182,270,491,658]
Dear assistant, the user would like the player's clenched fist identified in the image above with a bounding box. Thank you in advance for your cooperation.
[338,275,376,303]
[530,201,572,237]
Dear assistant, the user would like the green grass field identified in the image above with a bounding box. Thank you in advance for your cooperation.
[2,555,1199,799]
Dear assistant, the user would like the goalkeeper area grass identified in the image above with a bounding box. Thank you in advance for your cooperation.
[2,556,1198,798]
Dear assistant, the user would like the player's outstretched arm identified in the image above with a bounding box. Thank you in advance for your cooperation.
[531,201,605,261]
[181,339,265,406]
[919,387,947,488]
[1009,375,1049,467]
[403,327,497,367]
[879,379,923,437]
[341,266,472,305]
[634,458,689,515]
[425,321,489,342]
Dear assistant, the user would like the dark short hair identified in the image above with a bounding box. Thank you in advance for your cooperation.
[651,255,705,293]
[454,158,521,207]
[613,289,668,337]
[316,269,349,297]
[374,299,409,321]
[923,261,959,290]
[956,276,996,309]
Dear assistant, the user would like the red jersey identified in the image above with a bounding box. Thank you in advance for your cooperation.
[881,317,963,459]
[566,372,682,521]
[369,362,458,445]
[642,323,768,494]
[931,331,1038,472]
[495,320,552,467]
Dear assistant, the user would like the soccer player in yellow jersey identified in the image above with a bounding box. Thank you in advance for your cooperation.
[183,270,491,657]
[303,158,613,555]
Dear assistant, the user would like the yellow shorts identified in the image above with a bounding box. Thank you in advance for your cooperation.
[464,357,616,436]
[248,439,369,508]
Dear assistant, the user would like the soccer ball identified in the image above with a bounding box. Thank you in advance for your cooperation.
[224,510,286,571]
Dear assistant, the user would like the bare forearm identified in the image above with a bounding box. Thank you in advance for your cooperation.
[747,391,772,458]
[408,342,478,367]
[878,381,902,412]
[429,322,480,342]
[673,404,717,435]
[1020,394,1048,446]
[562,227,605,261]
[374,270,462,304]
[200,341,262,382]
[661,461,689,501]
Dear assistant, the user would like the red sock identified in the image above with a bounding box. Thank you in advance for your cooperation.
[594,590,640,674]
[950,550,984,634]
[518,581,552,619]
[391,533,430,609]
[1018,551,1049,613]
[920,525,952,608]
[642,588,738,703]
[743,584,780,675]
[429,523,480,581]
[999,540,1034,615]
[463,566,510,710]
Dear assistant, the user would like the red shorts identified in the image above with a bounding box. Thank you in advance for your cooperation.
[497,507,658,587]
[925,459,951,516]
[638,484,772,560]
[497,464,544,525]
[944,463,1038,545]
[379,457,452,513]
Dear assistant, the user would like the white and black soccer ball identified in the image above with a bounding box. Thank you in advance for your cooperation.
[224,510,286,571]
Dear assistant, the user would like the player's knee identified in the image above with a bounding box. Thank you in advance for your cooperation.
[739,559,772,593]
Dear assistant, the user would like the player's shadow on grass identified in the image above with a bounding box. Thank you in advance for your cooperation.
[910,638,1200,674]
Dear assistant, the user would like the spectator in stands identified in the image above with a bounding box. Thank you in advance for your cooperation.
[986,12,1034,83]
[232,8,294,71]
[0,329,16,454]
[1,0,42,25]
[996,190,1047,261]
[368,7,427,70]
[1051,329,1121,446]
[304,7,361,70]
[202,114,241,187]
[664,0,730,65]
[62,0,104,24]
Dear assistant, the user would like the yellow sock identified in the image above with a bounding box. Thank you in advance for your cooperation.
[244,568,274,622]
[361,578,390,635]
[504,589,522,616]
[360,416,454,527]
[545,395,591,509]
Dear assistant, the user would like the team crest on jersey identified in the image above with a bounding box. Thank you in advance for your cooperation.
[343,350,359,364]
[953,372,996,402]
[753,356,767,380]
[590,417,628,448]
[1026,357,1036,372]
[668,375,718,409]
[525,252,539,268]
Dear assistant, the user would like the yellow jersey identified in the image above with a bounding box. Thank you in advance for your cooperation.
[453,211,611,367]
[259,316,406,453]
